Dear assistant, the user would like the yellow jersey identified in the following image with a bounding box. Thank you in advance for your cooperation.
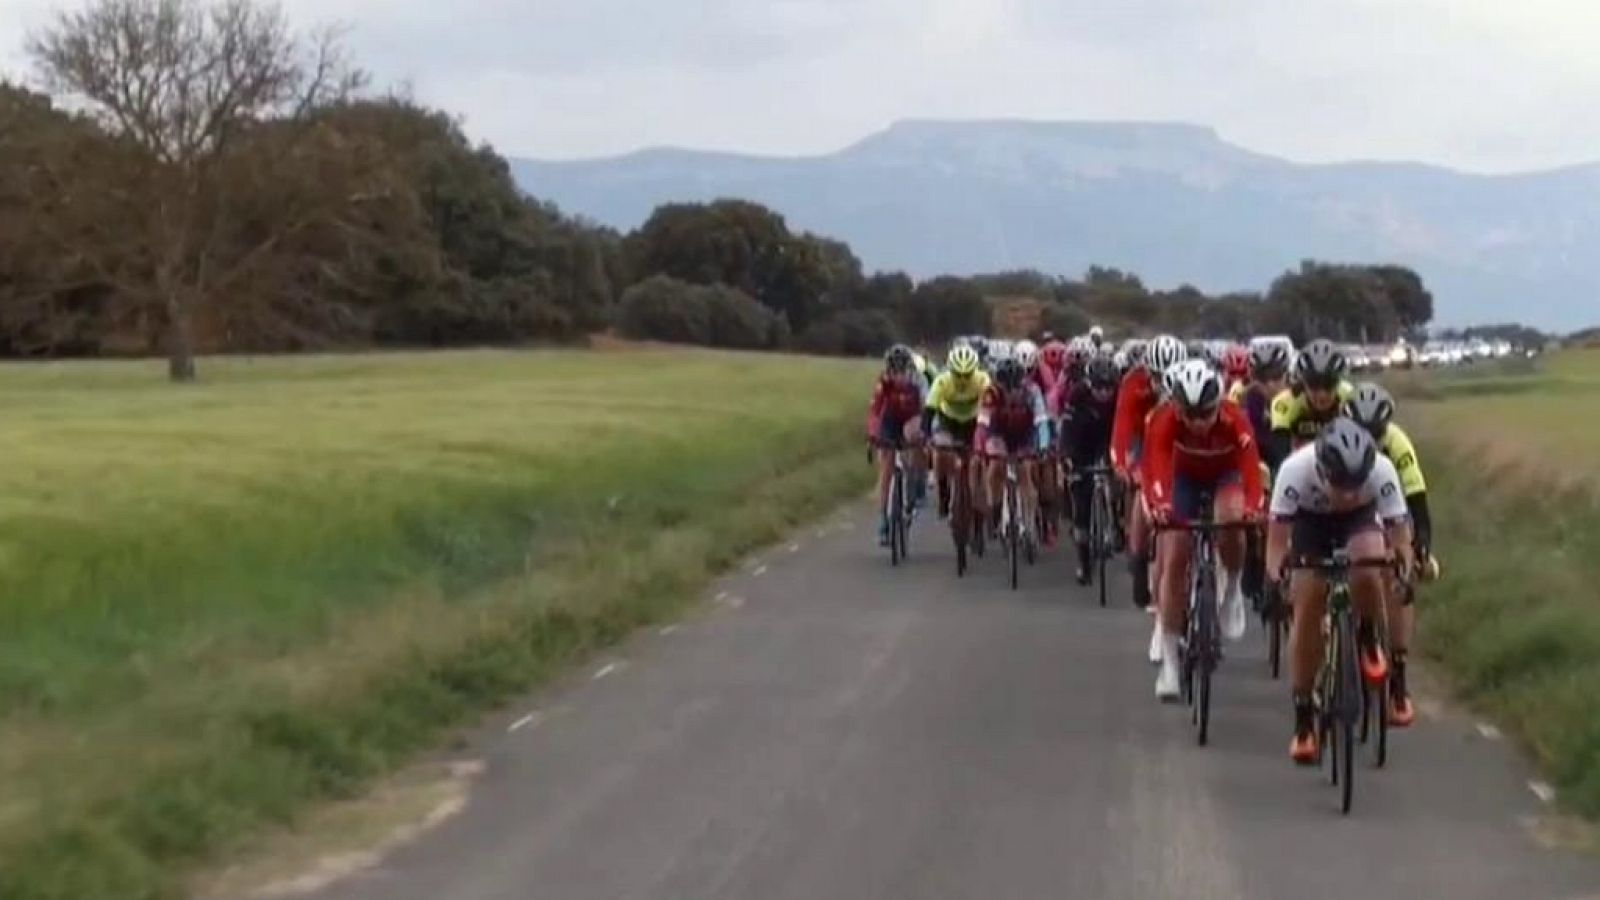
[926,370,991,423]
[1378,422,1427,497]
[1269,380,1354,444]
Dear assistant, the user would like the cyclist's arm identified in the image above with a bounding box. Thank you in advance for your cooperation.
[921,376,944,436]
[866,380,886,440]
[1384,424,1428,496]
[1230,409,1266,513]
[1109,378,1142,475]
[1406,491,1432,557]
[1373,458,1416,573]
[1142,407,1178,518]
[1028,385,1051,451]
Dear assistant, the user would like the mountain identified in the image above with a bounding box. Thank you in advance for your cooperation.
[510,120,1600,330]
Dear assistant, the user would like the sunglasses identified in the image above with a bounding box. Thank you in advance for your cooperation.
[1181,405,1220,421]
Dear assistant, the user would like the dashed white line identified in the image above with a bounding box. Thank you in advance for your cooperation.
[787,543,801,553]
[593,663,619,680]
[720,594,745,609]
[1475,722,1502,740]
[1528,780,1557,804]
[507,712,540,733]
[658,624,679,636]
[752,565,769,577]
[714,590,729,602]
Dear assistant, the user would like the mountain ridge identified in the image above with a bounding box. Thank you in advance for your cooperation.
[510,120,1600,329]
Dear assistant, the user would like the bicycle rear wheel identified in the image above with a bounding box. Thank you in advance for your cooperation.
[1093,484,1110,607]
[1007,484,1020,591]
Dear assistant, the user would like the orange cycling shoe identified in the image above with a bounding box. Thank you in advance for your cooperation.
[1290,729,1319,765]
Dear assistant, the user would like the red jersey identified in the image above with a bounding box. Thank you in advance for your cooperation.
[866,373,924,437]
[1110,367,1157,476]
[1141,403,1264,517]
[1029,364,1056,400]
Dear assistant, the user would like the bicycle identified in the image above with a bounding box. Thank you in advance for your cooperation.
[1286,551,1397,814]
[1158,507,1254,747]
[874,439,916,567]
[998,453,1037,590]
[942,442,983,577]
[1068,464,1117,606]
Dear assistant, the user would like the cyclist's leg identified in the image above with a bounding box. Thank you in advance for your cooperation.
[1018,450,1038,534]
[1288,514,1333,760]
[982,436,1007,532]
[1346,515,1390,682]
[901,418,928,506]
[1070,459,1094,578]
[1129,479,1154,608]
[1153,504,1191,697]
[1388,562,1417,724]
[1213,479,1249,639]
[874,417,898,529]
[930,417,957,516]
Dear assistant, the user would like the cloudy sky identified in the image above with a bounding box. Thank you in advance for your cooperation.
[4,0,1600,172]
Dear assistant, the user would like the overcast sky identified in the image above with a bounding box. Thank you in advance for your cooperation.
[5,0,1600,172]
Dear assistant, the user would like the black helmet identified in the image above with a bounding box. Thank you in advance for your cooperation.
[1315,417,1377,489]
[1250,342,1290,379]
[884,343,914,372]
[1296,339,1347,389]
[1086,355,1120,389]
[994,357,1026,389]
[1344,383,1395,438]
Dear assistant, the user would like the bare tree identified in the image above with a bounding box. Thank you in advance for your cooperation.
[26,0,369,380]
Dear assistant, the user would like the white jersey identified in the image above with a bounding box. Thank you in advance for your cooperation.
[1270,444,1408,521]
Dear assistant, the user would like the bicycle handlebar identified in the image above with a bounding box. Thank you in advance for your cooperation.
[1285,554,1398,573]
[1153,519,1259,533]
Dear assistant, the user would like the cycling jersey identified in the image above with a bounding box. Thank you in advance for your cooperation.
[1270,444,1408,522]
[1230,381,1278,456]
[1110,367,1157,476]
[1058,380,1117,465]
[1143,403,1265,517]
[926,370,991,423]
[1269,381,1355,444]
[866,372,928,439]
[1377,422,1427,496]
[976,383,1050,453]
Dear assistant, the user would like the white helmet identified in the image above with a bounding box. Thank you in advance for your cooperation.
[1112,349,1129,371]
[1168,359,1222,413]
[1014,339,1039,370]
[1148,334,1187,375]
[1088,325,1106,347]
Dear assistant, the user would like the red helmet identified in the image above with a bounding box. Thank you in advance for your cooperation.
[1222,345,1250,381]
[1040,340,1068,370]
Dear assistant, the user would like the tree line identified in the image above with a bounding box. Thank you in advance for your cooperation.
[3,0,1447,382]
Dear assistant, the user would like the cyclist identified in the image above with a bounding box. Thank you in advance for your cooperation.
[1065,336,1094,385]
[867,345,930,546]
[1266,418,1414,763]
[1233,341,1291,453]
[976,358,1051,543]
[1039,338,1069,393]
[1345,382,1436,727]
[1058,354,1121,584]
[1144,360,1265,699]
[1267,339,1353,470]
[1112,335,1185,611]
[923,344,991,525]
[1017,340,1061,544]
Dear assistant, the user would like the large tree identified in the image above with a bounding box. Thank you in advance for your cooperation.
[25,0,378,380]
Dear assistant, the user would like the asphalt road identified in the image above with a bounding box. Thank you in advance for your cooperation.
[313,504,1600,900]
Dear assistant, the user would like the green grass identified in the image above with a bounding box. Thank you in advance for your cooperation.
[1407,348,1600,819]
[0,347,873,899]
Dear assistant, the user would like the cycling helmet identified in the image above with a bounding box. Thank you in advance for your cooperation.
[1015,340,1039,371]
[1088,325,1106,348]
[947,343,980,376]
[969,336,991,363]
[1344,382,1395,438]
[1122,338,1149,369]
[1087,355,1120,389]
[1040,340,1067,370]
[1315,417,1378,489]
[884,344,914,372]
[1112,349,1129,373]
[1148,334,1187,374]
[1168,359,1222,413]
[1250,341,1290,379]
[1066,336,1094,368]
[993,357,1026,390]
[1296,338,1347,389]
[1222,345,1250,382]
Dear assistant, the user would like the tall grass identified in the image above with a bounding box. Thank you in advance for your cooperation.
[1409,348,1600,819]
[0,348,873,900]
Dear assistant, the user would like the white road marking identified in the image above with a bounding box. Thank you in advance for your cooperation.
[787,543,801,553]
[507,712,540,733]
[593,663,619,680]
[714,590,729,602]
[658,625,679,636]
[1475,722,1502,740]
[752,565,768,577]
[1528,780,1557,804]
[720,594,745,609]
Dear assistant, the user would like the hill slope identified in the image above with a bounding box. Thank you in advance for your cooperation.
[511,120,1600,330]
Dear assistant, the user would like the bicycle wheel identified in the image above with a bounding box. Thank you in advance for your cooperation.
[889,466,905,567]
[1334,609,1359,813]
[1007,484,1020,591]
[951,461,969,577]
[1093,483,1110,607]
[1194,561,1218,746]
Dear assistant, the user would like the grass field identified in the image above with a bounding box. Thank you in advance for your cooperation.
[1404,348,1600,821]
[0,347,873,899]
